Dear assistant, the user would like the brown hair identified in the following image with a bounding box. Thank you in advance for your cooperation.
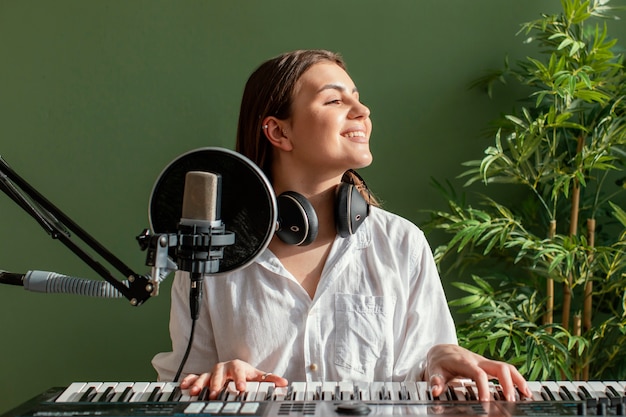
[235,49,345,180]
[235,49,379,207]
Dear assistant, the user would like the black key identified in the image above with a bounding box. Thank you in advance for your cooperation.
[98,386,115,402]
[447,386,458,401]
[196,386,207,401]
[79,387,97,402]
[167,386,182,402]
[541,385,556,401]
[118,386,134,402]
[400,385,409,401]
[148,387,162,402]
[217,386,228,401]
[285,385,295,401]
[606,385,622,407]
[466,385,478,401]
[380,385,390,401]
[559,385,576,401]
[578,386,597,408]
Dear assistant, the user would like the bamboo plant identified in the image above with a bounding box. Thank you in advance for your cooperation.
[427,0,626,380]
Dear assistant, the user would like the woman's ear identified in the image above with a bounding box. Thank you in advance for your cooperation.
[262,117,292,151]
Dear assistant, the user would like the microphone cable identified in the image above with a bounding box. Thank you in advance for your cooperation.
[174,315,197,383]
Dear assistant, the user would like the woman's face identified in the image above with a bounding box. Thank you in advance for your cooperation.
[285,61,373,175]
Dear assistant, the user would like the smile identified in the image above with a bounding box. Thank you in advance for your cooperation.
[342,131,366,138]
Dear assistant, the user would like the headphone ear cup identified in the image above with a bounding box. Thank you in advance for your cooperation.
[335,183,370,238]
[276,191,319,246]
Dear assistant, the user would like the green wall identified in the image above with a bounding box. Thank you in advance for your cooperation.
[1,0,625,413]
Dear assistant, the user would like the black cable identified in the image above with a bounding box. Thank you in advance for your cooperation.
[174,316,197,382]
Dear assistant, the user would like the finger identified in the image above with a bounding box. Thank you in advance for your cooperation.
[257,372,289,387]
[473,370,492,402]
[189,373,211,396]
[230,361,251,393]
[494,365,515,401]
[428,373,447,398]
[180,373,199,389]
[509,366,532,399]
[209,363,228,399]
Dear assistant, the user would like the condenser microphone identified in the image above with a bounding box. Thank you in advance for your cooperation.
[177,171,224,320]
[176,171,222,273]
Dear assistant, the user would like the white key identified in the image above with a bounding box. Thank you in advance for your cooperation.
[587,381,611,404]
[321,381,337,400]
[416,381,430,401]
[243,381,259,401]
[604,381,625,405]
[272,386,289,401]
[448,380,467,401]
[305,382,321,401]
[224,381,240,401]
[542,381,561,401]
[159,382,179,402]
[128,382,151,402]
[526,381,545,401]
[254,382,274,401]
[573,381,599,405]
[387,382,402,401]
[560,381,584,401]
[92,382,119,402]
[402,382,419,401]
[370,382,385,400]
[72,382,103,402]
[179,388,193,402]
[354,382,370,401]
[110,382,137,402]
[290,382,307,401]
[55,382,87,403]
[338,381,354,401]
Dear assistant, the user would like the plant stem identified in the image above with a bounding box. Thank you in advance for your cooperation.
[544,220,557,332]
[562,135,585,330]
[583,218,596,380]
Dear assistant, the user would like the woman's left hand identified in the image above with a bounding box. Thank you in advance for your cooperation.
[423,344,532,401]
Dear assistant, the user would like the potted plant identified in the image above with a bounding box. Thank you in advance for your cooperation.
[427,0,626,380]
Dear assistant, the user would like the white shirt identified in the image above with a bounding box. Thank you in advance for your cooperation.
[152,206,457,383]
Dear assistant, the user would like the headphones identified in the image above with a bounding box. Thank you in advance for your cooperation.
[275,170,371,246]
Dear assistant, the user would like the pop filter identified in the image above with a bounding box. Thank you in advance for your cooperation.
[149,147,276,274]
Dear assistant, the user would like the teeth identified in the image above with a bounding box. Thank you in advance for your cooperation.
[343,131,365,138]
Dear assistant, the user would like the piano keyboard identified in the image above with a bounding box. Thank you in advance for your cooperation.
[4,380,626,417]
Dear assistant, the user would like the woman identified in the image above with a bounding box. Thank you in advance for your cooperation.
[152,49,531,402]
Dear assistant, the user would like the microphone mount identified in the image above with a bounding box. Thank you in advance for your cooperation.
[136,220,235,282]
[0,155,155,306]
[1,147,277,307]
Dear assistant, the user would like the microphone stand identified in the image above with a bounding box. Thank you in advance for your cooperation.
[0,155,155,306]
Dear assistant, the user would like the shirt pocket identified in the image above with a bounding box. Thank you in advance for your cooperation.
[334,293,396,376]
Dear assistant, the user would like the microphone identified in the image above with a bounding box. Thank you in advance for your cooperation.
[0,268,174,298]
[176,171,228,320]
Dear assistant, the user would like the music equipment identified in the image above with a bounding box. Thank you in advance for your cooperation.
[276,169,370,246]
[3,380,625,417]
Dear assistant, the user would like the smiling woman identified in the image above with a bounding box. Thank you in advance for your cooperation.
[151,49,532,402]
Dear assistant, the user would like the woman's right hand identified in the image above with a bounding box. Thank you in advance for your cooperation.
[179,359,288,400]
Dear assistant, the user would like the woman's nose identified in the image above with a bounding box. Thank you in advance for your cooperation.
[350,100,370,119]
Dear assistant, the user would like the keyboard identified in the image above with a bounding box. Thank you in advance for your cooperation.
[3,380,625,417]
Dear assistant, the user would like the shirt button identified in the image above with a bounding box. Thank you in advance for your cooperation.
[309,363,318,372]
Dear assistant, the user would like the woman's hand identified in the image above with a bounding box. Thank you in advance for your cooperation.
[180,359,288,400]
[424,344,532,401]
